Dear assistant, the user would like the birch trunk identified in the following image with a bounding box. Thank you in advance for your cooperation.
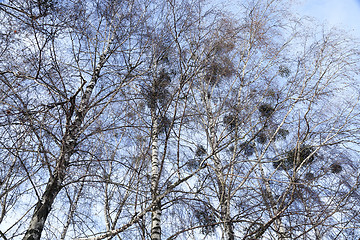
[222,202,234,240]
[60,180,85,240]
[258,164,290,240]
[204,93,234,240]
[22,168,64,240]
[23,40,113,240]
[150,108,161,240]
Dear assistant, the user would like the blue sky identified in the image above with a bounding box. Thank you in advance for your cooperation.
[0,0,359,38]
[300,0,360,38]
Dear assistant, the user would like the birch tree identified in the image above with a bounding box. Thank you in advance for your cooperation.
[182,0,360,239]
[0,0,148,239]
[1,0,360,240]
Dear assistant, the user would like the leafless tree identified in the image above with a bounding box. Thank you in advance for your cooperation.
[1,0,360,240]
[0,0,150,239]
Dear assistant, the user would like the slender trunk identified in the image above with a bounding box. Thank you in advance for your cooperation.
[217,159,234,240]
[60,180,85,240]
[205,93,234,240]
[150,108,161,240]
[222,202,234,240]
[23,38,113,240]
[257,164,290,240]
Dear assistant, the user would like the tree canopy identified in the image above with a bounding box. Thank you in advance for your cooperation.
[1,0,360,239]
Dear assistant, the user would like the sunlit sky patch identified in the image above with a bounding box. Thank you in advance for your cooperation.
[300,0,360,38]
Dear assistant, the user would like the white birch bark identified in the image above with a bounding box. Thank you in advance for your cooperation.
[60,181,85,240]
[204,92,234,240]
[150,105,161,240]
[259,164,289,240]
